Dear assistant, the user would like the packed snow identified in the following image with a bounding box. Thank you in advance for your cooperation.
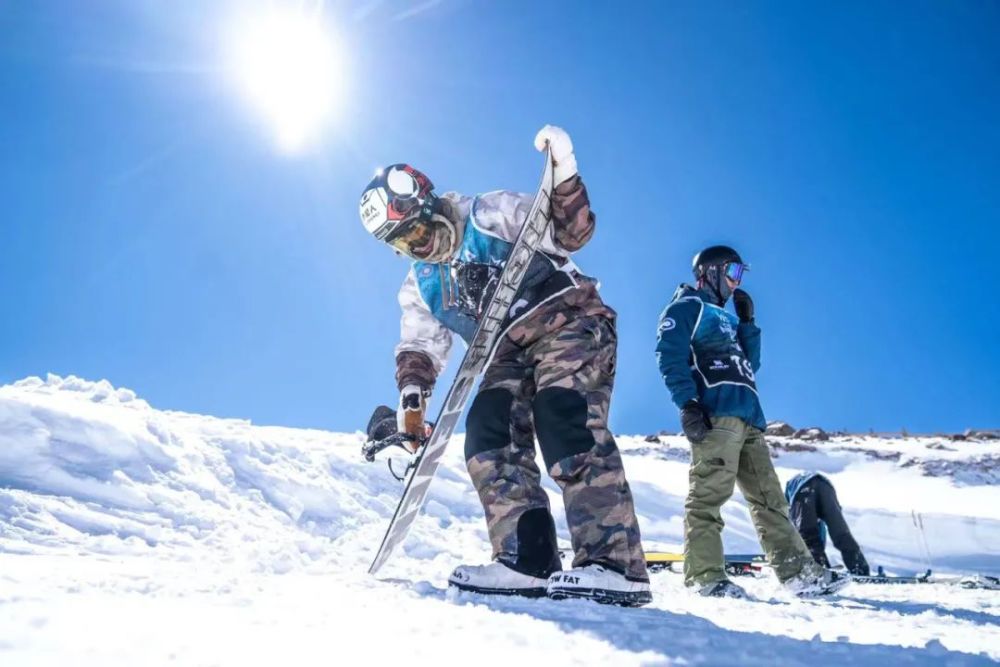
[0,375,997,665]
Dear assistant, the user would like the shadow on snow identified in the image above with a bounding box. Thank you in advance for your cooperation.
[380,578,994,666]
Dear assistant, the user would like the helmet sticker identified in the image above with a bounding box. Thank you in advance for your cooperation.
[359,187,389,234]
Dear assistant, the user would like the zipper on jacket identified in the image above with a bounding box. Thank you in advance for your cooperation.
[438,264,448,310]
[440,263,457,310]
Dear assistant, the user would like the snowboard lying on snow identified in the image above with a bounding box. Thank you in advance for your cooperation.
[633,551,1000,589]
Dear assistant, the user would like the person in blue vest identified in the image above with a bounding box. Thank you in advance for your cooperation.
[655,245,850,598]
[785,472,871,575]
[358,125,650,606]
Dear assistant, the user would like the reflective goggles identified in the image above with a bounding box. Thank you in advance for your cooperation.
[723,262,750,284]
[388,192,423,219]
[385,217,433,257]
[383,165,434,220]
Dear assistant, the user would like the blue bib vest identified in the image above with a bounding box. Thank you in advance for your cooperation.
[691,302,758,393]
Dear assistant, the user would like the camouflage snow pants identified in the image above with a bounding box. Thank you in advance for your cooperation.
[464,314,648,581]
[683,416,824,586]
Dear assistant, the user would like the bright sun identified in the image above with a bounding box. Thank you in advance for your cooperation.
[224,7,341,154]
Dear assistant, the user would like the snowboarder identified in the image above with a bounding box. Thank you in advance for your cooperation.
[654,245,850,598]
[358,125,650,606]
[785,472,871,575]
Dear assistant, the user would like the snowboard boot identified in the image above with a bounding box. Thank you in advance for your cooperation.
[547,564,652,607]
[786,568,852,598]
[698,579,751,599]
[448,561,548,598]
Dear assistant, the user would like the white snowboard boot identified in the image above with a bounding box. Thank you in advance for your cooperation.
[698,579,752,600]
[448,561,548,598]
[786,567,852,598]
[547,564,652,607]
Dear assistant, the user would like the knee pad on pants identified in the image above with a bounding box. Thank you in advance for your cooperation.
[465,388,514,461]
[532,387,595,471]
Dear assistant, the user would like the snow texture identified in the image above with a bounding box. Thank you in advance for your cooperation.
[1,375,997,665]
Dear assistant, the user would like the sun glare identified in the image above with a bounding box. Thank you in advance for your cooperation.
[224,8,341,154]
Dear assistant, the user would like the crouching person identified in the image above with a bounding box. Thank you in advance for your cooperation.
[786,472,871,576]
[359,126,649,606]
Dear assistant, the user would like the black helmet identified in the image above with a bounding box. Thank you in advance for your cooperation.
[692,245,743,280]
[691,245,748,306]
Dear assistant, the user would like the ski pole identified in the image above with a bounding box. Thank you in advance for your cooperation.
[911,509,934,572]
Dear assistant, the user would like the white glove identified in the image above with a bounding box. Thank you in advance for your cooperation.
[397,384,428,449]
[534,124,578,185]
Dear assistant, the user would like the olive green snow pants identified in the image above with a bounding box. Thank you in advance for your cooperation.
[683,416,823,586]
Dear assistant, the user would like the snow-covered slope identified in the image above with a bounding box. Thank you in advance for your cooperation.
[1,375,997,666]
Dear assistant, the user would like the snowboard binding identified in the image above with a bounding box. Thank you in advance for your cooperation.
[362,405,427,481]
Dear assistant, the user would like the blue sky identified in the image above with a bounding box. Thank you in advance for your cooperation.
[1,1,997,435]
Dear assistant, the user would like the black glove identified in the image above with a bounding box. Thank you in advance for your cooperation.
[733,288,754,323]
[680,399,713,443]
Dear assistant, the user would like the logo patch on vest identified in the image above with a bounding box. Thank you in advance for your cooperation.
[718,316,737,341]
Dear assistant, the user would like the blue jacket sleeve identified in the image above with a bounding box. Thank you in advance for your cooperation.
[738,322,762,372]
[655,300,701,408]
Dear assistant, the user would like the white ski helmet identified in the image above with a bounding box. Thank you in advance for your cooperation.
[359,163,436,242]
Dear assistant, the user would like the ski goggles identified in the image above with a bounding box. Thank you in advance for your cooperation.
[383,166,435,221]
[723,262,750,284]
[384,217,435,257]
[387,191,424,219]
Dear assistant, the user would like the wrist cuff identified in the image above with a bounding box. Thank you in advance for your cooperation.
[553,152,578,185]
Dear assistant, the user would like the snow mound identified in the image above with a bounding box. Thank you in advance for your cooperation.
[1,375,998,666]
[0,374,409,573]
